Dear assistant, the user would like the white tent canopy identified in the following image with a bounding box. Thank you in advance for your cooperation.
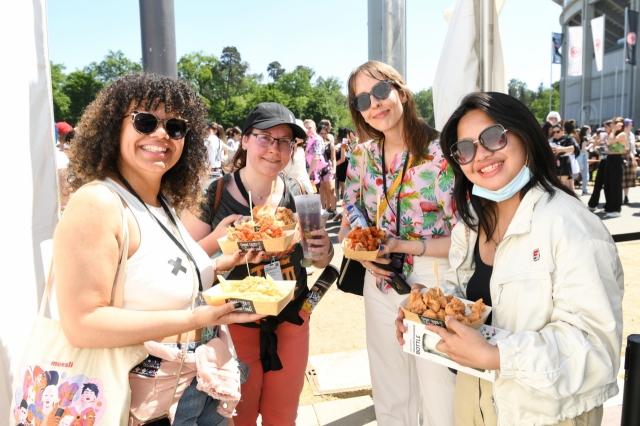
[0,0,59,420]
[433,0,507,131]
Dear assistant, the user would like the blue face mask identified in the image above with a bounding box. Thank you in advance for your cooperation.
[471,165,532,202]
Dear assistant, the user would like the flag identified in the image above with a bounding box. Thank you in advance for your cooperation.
[552,32,563,64]
[626,10,638,65]
[433,0,506,131]
[567,26,583,76]
[591,16,605,71]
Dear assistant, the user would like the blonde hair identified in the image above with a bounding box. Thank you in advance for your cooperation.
[347,61,438,158]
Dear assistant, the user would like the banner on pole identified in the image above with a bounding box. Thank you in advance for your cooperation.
[552,32,564,64]
[567,26,583,76]
[626,10,638,65]
[591,16,605,71]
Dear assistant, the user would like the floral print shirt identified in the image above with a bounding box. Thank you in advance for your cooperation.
[344,139,457,293]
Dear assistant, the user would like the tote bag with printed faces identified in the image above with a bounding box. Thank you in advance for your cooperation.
[10,189,147,426]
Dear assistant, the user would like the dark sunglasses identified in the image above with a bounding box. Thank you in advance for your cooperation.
[450,124,508,165]
[126,111,189,140]
[553,130,563,134]
[350,80,393,112]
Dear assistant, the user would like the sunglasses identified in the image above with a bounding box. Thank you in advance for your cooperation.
[553,130,563,134]
[450,124,508,165]
[350,80,393,112]
[251,132,294,152]
[126,111,189,140]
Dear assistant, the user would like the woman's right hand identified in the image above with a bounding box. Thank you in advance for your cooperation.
[215,248,266,271]
[396,308,406,345]
[211,214,244,241]
[194,302,266,327]
[359,256,393,280]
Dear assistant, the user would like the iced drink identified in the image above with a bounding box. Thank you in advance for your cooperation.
[294,194,322,259]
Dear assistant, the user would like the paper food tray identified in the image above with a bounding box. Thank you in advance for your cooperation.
[402,320,511,382]
[400,294,492,330]
[218,230,296,254]
[341,240,379,261]
[202,279,296,316]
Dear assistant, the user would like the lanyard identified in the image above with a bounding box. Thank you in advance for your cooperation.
[381,141,410,236]
[118,176,203,291]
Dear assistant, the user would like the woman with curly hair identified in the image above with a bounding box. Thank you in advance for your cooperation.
[55,72,263,425]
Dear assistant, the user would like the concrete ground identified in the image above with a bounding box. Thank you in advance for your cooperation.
[268,184,640,425]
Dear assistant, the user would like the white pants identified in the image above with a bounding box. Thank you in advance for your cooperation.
[364,256,456,426]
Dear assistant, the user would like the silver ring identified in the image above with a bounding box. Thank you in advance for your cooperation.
[222,402,228,409]
[368,269,374,275]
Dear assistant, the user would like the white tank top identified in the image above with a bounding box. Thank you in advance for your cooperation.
[50,179,214,318]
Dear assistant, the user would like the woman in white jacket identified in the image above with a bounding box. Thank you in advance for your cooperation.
[397,92,624,426]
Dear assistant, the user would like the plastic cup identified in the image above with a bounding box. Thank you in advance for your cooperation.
[294,194,322,259]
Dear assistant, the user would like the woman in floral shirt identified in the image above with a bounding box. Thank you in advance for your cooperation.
[338,61,457,426]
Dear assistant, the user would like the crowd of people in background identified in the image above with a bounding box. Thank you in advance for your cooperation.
[543,111,639,218]
[200,116,359,221]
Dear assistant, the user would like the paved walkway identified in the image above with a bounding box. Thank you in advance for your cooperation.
[266,184,640,426]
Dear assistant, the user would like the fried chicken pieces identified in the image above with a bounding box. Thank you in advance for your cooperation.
[405,288,486,326]
[344,226,387,251]
[252,206,295,227]
[226,221,284,242]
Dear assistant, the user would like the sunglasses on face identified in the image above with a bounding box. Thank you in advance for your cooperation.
[350,80,393,112]
[553,130,563,134]
[251,132,294,152]
[450,124,508,165]
[126,111,190,140]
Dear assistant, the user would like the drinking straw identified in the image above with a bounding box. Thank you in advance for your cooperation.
[245,254,251,276]
[249,191,254,223]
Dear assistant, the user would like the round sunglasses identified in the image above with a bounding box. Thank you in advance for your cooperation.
[126,111,190,140]
[450,124,508,165]
[350,80,393,112]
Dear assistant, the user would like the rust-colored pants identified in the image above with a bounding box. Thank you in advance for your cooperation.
[228,312,310,426]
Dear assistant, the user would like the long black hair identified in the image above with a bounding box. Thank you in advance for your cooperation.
[440,92,577,240]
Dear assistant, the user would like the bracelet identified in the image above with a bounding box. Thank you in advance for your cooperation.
[418,239,427,257]
[213,257,231,275]
[324,244,334,258]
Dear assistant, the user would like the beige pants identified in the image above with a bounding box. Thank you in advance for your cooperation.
[454,372,604,426]
[364,256,455,426]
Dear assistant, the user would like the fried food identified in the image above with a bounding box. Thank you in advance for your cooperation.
[251,205,295,227]
[344,226,387,251]
[405,291,487,326]
[226,220,284,242]
[406,289,427,315]
[218,275,289,302]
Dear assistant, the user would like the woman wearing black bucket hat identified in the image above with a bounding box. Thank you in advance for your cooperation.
[182,102,334,426]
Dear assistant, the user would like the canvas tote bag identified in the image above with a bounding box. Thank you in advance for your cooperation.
[10,185,148,426]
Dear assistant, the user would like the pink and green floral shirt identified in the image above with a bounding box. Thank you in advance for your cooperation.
[344,139,457,292]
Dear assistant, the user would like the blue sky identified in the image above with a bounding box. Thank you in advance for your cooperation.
[47,0,563,93]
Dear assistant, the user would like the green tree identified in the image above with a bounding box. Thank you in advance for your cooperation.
[529,81,561,123]
[267,61,285,82]
[64,70,104,125]
[51,62,71,122]
[85,50,142,83]
[220,46,248,108]
[414,88,435,128]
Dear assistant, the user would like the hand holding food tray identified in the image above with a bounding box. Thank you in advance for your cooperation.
[218,220,296,254]
[402,320,511,382]
[342,226,387,261]
[202,275,296,315]
[400,288,492,331]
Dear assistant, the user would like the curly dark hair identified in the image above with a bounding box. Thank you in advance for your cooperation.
[68,72,208,209]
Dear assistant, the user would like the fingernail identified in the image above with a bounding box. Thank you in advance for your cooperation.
[390,273,395,277]
[379,245,385,250]
[234,302,243,308]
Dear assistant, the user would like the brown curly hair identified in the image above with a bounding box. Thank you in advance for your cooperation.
[68,72,208,209]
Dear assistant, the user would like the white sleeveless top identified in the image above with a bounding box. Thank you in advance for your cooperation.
[50,179,214,319]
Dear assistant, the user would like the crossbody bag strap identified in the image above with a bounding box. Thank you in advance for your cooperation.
[40,183,128,316]
[378,156,414,218]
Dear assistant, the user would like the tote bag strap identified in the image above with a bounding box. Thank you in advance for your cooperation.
[39,183,129,316]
